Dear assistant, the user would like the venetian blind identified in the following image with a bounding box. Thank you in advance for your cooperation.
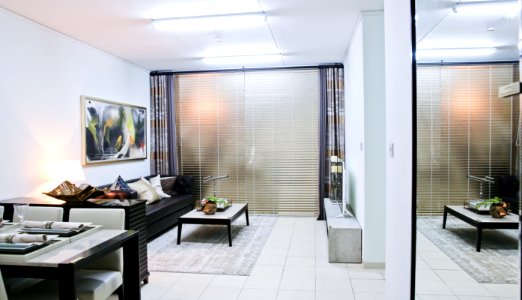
[175,69,319,215]
[417,64,519,215]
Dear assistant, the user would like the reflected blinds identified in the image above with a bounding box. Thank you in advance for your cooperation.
[175,69,319,215]
[417,64,519,215]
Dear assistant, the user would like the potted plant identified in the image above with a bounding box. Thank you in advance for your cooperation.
[199,196,230,214]
[205,196,230,209]
[476,196,508,218]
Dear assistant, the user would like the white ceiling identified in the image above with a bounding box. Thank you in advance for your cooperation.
[0,0,384,71]
[416,0,519,63]
[1,0,515,70]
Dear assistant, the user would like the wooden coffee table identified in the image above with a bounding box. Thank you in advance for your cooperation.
[177,203,249,247]
[443,205,519,252]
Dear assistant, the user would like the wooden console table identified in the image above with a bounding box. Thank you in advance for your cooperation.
[443,205,519,252]
[0,197,149,283]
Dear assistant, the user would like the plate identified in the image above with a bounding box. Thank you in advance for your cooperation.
[19,226,91,237]
[0,239,57,254]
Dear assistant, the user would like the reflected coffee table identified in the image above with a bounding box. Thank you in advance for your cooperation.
[443,205,519,252]
[177,203,249,247]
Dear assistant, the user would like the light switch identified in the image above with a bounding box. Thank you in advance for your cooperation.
[389,143,394,158]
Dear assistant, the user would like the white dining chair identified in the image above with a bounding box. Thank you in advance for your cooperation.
[13,206,63,222]
[70,208,125,300]
[0,270,9,300]
[5,206,64,294]
[10,208,126,300]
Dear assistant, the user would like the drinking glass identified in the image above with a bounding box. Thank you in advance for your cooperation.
[14,204,29,223]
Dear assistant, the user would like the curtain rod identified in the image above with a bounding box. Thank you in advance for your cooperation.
[417,60,518,67]
[150,64,344,76]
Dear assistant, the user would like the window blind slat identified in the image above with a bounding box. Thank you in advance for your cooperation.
[175,69,319,215]
[417,64,519,215]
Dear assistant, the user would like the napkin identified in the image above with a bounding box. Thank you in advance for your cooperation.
[0,233,47,243]
[22,221,85,230]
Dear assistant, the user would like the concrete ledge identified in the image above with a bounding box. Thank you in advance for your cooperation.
[325,198,362,263]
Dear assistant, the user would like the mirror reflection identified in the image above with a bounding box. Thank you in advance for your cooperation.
[415,0,520,298]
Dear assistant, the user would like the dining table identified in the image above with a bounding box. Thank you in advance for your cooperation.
[0,222,140,299]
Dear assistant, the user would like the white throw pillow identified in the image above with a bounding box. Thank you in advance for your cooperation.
[128,178,160,204]
[147,175,171,199]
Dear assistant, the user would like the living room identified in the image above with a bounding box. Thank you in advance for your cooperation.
[0,1,434,299]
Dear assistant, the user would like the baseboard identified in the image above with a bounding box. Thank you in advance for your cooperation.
[364,262,385,269]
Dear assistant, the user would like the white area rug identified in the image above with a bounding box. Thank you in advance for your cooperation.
[147,215,277,275]
[418,216,519,284]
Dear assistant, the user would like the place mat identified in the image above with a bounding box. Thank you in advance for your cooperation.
[19,226,92,237]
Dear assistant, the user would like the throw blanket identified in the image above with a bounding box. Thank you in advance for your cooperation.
[22,221,85,230]
[0,234,47,243]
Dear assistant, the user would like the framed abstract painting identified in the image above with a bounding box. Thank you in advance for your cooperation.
[81,96,147,165]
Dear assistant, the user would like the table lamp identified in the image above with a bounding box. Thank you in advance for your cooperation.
[46,160,86,186]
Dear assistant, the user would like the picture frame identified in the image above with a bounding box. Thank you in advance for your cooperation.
[81,95,147,165]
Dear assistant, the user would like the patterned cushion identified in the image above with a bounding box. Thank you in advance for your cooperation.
[109,175,134,193]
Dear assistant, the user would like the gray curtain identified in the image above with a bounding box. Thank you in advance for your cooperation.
[150,73,177,175]
[318,65,345,220]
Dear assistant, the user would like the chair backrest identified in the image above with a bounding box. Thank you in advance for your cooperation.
[13,206,63,222]
[69,208,125,272]
[0,206,4,220]
[69,208,125,229]
[0,269,8,300]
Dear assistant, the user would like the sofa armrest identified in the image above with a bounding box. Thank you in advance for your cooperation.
[173,176,193,194]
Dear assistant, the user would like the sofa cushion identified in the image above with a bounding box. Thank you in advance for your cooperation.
[173,176,192,194]
[160,177,177,196]
[109,175,134,193]
[128,178,160,204]
[148,175,170,198]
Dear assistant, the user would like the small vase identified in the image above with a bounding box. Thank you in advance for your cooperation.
[203,202,217,215]
[489,202,507,218]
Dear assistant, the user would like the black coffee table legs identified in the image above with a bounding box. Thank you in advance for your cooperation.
[177,221,234,247]
[227,223,232,246]
[476,227,483,252]
[177,223,182,245]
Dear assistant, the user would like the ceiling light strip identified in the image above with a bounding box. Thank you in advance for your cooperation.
[152,11,266,31]
[202,54,282,65]
[416,47,497,59]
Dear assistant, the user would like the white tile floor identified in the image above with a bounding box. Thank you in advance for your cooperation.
[138,216,520,300]
[415,231,520,300]
[140,216,385,300]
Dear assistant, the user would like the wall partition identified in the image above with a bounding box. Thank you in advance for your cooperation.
[175,68,319,215]
[417,63,519,215]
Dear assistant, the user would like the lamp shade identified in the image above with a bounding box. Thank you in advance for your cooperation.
[46,160,86,183]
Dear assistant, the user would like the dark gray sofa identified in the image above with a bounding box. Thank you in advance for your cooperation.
[144,175,194,240]
[99,175,194,241]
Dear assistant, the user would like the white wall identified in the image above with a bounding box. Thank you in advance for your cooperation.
[384,0,413,298]
[0,8,150,199]
[344,11,386,265]
[345,18,366,228]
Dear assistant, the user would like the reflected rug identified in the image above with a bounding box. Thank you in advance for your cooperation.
[417,216,519,284]
[147,215,277,275]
